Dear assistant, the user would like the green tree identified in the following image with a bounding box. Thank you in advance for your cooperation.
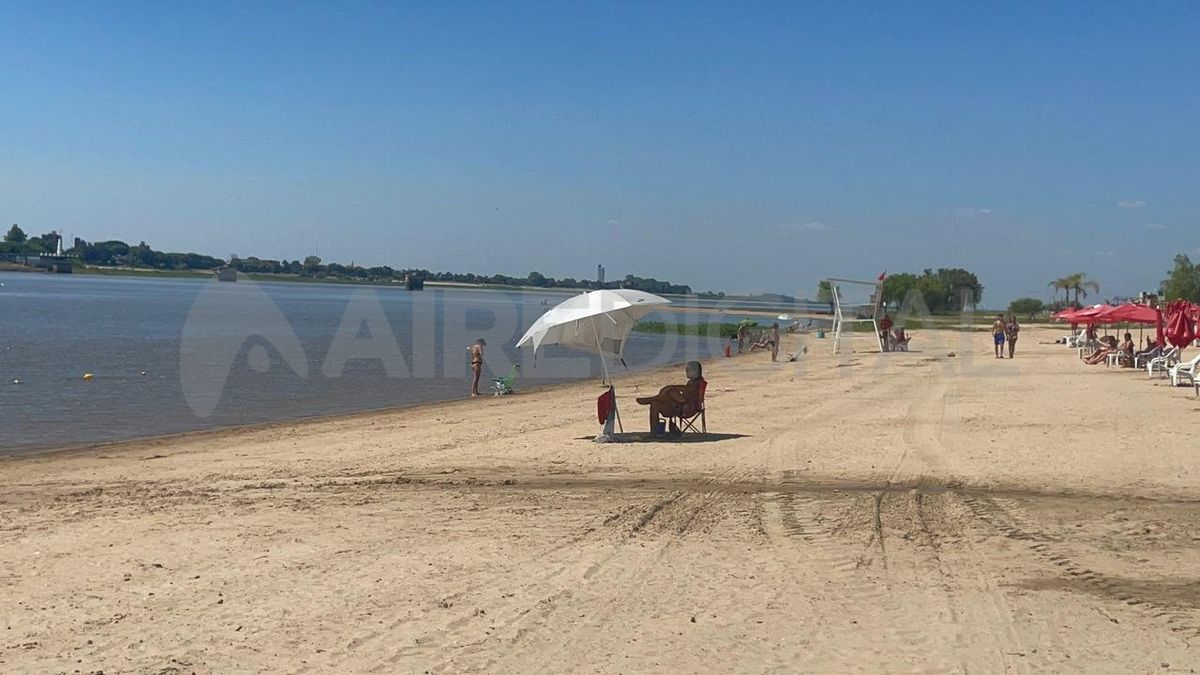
[880,273,919,306]
[1008,297,1045,320]
[301,255,322,276]
[5,224,27,243]
[914,274,948,312]
[1162,254,1200,302]
[933,268,983,310]
[816,280,834,306]
[129,241,158,268]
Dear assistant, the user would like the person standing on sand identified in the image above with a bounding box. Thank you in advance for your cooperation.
[736,323,747,353]
[991,314,1006,359]
[879,314,894,351]
[468,338,486,396]
[769,323,780,362]
[1005,314,1020,358]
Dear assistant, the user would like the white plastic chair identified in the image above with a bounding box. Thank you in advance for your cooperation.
[1169,354,1200,387]
[1147,347,1181,378]
[1133,346,1163,369]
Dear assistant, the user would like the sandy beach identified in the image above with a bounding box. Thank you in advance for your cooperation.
[4,327,1200,673]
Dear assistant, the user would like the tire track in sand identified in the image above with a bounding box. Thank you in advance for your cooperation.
[960,491,1200,642]
[479,465,759,675]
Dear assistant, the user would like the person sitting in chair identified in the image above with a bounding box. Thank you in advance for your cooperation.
[1083,335,1120,365]
[1116,332,1136,367]
[637,360,705,436]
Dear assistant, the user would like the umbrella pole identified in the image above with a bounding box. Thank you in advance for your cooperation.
[591,317,611,386]
[591,317,623,436]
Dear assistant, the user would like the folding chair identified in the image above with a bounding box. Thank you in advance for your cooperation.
[491,364,519,395]
[669,378,707,436]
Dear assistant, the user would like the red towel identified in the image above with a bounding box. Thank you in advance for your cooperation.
[597,387,615,425]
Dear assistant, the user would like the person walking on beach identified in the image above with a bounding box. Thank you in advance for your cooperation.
[468,338,486,396]
[769,323,780,362]
[879,313,894,351]
[1005,314,1020,358]
[991,314,1006,359]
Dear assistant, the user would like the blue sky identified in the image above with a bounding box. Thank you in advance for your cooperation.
[2,2,1197,304]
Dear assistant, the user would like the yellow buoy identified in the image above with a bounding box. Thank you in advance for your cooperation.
[82,373,95,381]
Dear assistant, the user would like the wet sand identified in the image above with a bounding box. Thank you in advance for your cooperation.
[4,327,1200,672]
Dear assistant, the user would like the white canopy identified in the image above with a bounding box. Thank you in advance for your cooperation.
[516,289,671,381]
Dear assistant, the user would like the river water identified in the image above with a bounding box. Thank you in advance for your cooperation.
[0,272,762,454]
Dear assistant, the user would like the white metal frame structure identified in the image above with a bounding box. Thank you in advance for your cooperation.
[827,277,885,354]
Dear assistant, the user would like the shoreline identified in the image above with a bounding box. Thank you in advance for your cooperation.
[1,351,723,462]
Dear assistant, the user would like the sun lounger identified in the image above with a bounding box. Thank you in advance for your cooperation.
[1169,354,1200,387]
[1146,347,1181,378]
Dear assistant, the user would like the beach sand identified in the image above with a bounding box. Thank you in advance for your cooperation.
[4,327,1200,672]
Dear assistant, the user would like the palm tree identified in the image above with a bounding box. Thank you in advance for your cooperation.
[1048,273,1100,308]
[1048,276,1071,305]
[1065,272,1100,307]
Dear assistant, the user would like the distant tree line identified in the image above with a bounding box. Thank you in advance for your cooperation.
[3,224,64,257]
[2,224,718,295]
[880,268,984,312]
[812,270,984,314]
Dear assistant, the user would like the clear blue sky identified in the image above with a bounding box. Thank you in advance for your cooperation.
[2,2,1197,305]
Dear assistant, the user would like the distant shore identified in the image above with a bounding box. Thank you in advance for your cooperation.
[0,264,808,313]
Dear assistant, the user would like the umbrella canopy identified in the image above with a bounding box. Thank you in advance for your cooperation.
[1096,303,1160,325]
[516,289,671,377]
[1054,304,1109,323]
[1165,299,1198,347]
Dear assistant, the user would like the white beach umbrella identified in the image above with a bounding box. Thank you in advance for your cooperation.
[516,288,671,383]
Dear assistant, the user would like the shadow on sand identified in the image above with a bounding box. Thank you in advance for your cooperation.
[574,432,749,444]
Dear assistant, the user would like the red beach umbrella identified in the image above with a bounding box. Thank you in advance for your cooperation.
[1071,304,1115,323]
[1165,300,1197,347]
[1097,303,1159,324]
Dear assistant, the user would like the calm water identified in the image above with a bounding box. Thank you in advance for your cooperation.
[0,272,741,454]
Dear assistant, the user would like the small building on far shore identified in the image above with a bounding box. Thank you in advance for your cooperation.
[29,255,74,273]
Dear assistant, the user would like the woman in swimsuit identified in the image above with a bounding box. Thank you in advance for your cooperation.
[469,338,486,396]
[1004,314,1020,358]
